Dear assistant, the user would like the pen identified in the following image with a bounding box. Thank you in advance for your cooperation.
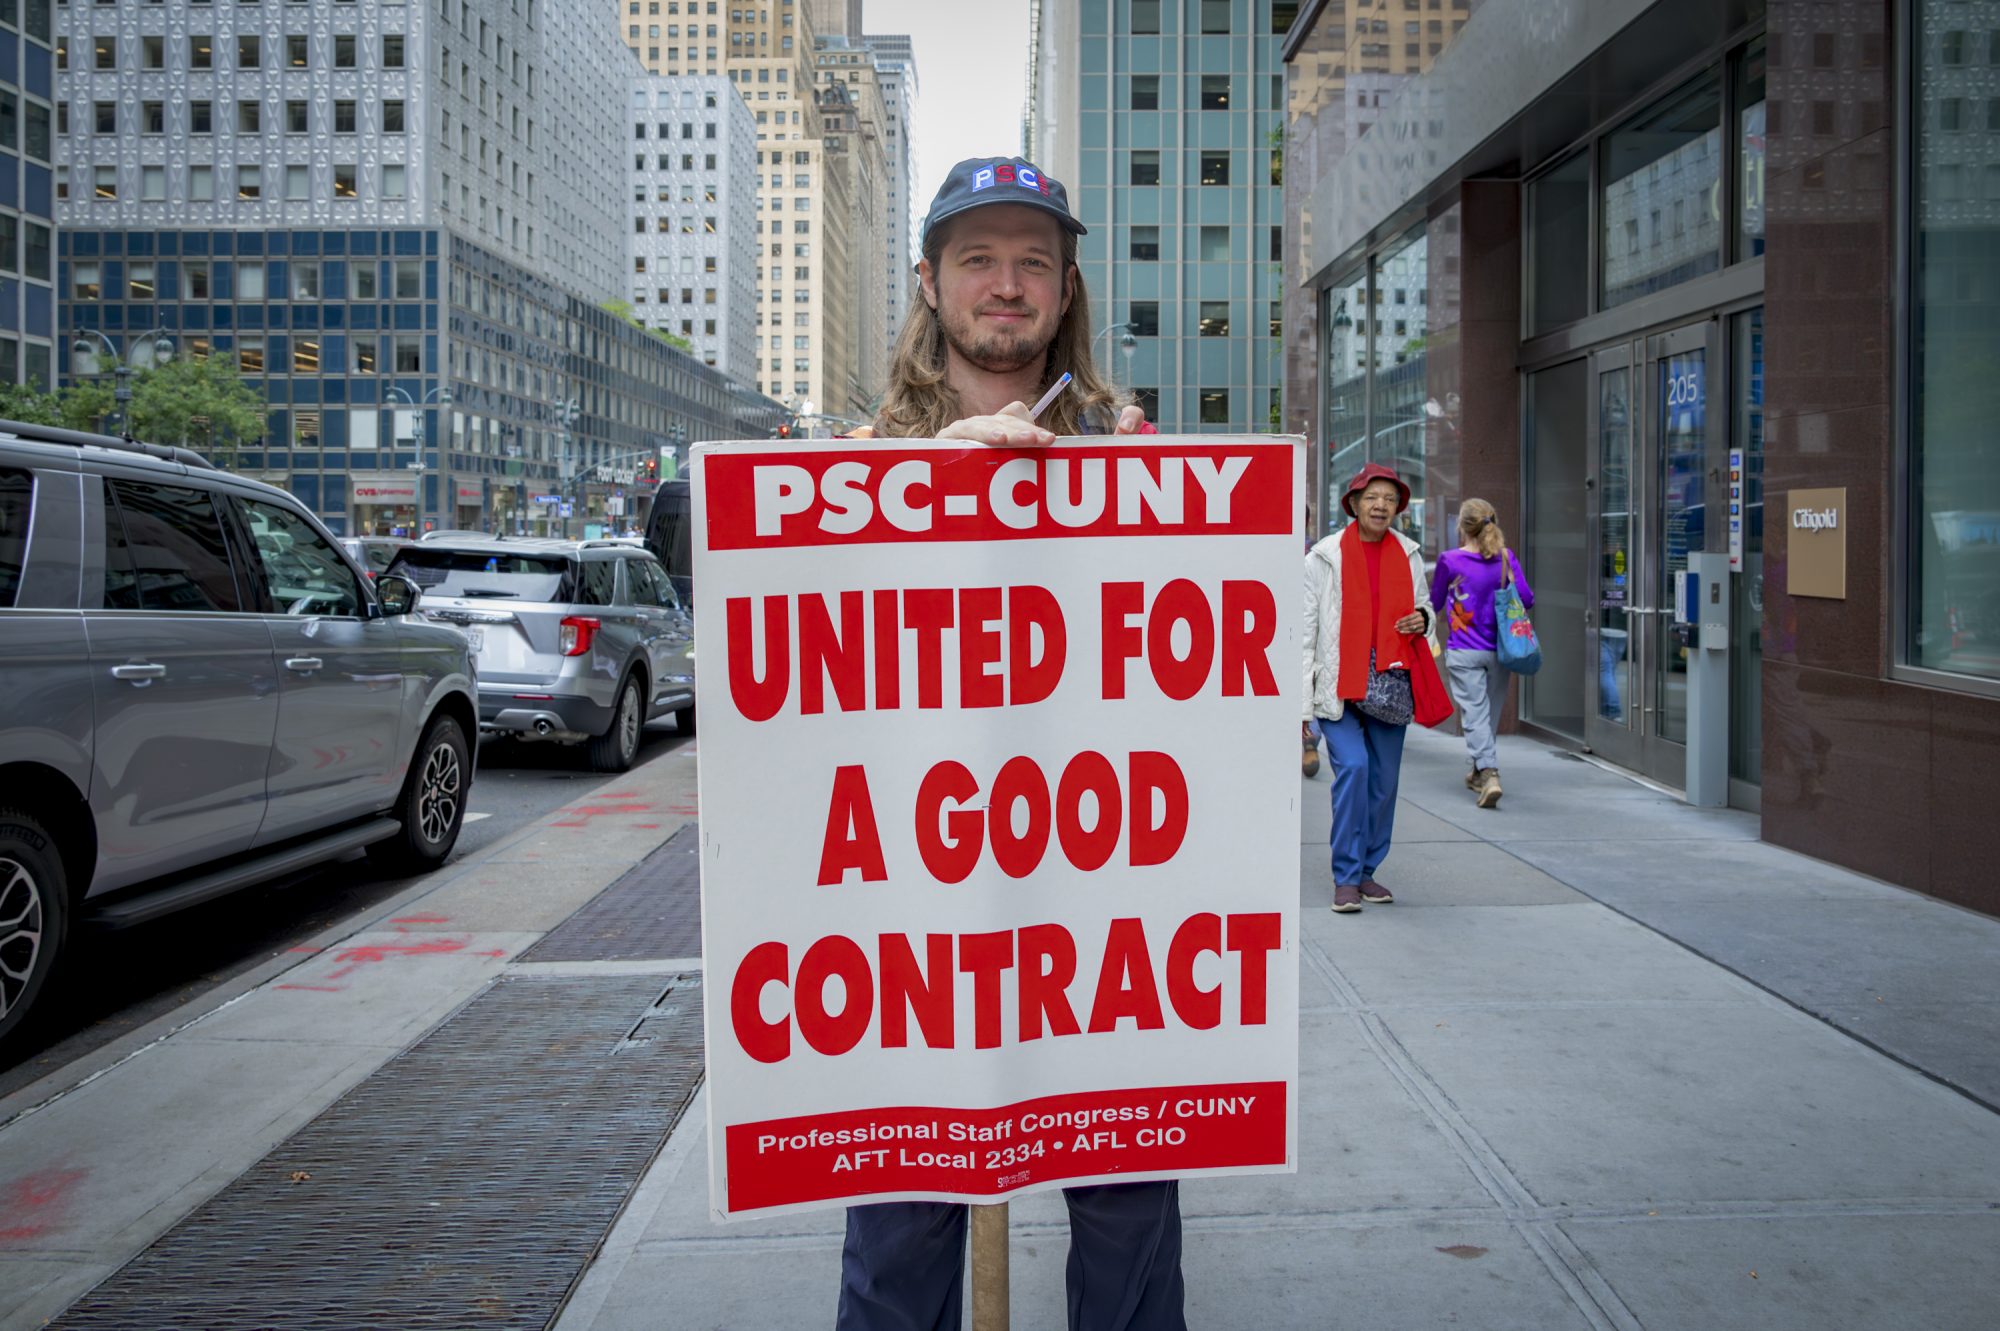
[1028,372,1074,422]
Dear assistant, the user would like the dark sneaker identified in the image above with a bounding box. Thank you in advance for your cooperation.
[1476,769,1503,809]
[1331,884,1363,913]
[1359,879,1394,904]
[1302,734,1321,779]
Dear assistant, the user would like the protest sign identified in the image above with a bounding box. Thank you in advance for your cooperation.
[694,436,1302,1218]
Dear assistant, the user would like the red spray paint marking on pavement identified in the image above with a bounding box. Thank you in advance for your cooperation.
[323,936,469,981]
[0,1167,88,1243]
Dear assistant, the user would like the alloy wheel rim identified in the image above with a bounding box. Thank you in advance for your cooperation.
[0,858,44,1022]
[620,685,641,758]
[417,742,462,844]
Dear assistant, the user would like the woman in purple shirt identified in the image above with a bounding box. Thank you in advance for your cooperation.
[1429,500,1533,808]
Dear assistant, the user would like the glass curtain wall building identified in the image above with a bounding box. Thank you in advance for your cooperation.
[52,0,780,537]
[1286,0,2000,918]
[1030,0,1289,433]
[0,0,54,387]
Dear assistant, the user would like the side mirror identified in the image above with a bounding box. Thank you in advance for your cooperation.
[377,572,422,617]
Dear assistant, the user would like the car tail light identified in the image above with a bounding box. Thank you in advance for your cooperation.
[559,616,601,657]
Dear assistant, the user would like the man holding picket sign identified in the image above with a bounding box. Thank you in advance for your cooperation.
[691,158,1301,1330]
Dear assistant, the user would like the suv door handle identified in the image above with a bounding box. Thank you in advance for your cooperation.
[284,657,324,673]
[110,662,167,682]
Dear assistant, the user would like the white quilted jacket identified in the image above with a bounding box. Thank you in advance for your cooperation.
[1301,529,1435,722]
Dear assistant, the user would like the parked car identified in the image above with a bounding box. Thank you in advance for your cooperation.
[383,537,694,771]
[339,535,410,581]
[0,420,479,1043]
[642,478,694,606]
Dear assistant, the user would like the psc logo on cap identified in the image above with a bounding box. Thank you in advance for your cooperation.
[971,162,1053,197]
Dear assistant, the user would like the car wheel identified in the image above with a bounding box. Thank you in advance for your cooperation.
[0,809,69,1045]
[369,715,471,874]
[676,703,697,737]
[588,676,644,773]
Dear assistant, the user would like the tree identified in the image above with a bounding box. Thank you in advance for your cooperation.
[601,298,696,353]
[0,382,64,427]
[58,380,116,433]
[128,356,268,462]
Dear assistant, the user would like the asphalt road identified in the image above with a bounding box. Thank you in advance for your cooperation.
[0,720,692,1100]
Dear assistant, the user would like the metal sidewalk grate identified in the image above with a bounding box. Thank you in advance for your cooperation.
[518,821,702,963]
[51,973,704,1330]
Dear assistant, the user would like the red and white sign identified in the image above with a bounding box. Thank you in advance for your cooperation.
[695,436,1302,1219]
[349,473,417,504]
[455,481,484,505]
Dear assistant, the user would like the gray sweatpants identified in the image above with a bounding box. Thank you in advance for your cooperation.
[1446,648,1508,772]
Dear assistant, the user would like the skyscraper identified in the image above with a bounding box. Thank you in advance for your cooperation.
[55,0,780,537]
[862,33,918,348]
[0,1,55,389]
[1029,0,1290,433]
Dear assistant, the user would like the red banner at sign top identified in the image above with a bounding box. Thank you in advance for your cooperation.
[703,442,1293,551]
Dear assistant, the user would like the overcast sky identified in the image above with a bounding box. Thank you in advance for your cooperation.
[863,0,1032,219]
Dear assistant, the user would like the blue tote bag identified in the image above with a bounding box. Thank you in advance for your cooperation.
[1494,551,1542,675]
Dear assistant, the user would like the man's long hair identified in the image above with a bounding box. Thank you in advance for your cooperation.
[875,226,1129,439]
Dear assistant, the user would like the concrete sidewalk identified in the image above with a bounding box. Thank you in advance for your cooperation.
[563,726,2000,1330]
[6,722,2000,1329]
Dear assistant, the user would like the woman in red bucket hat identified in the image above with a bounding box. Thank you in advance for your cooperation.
[1302,463,1437,912]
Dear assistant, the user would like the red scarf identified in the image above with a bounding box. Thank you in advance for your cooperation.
[1337,523,1416,701]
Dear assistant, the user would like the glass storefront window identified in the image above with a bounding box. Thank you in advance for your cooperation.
[1321,273,1367,530]
[1601,76,1722,309]
[1528,151,1591,333]
[1910,6,2000,682]
[1736,40,1766,261]
[1371,226,1429,542]
[1731,308,1764,782]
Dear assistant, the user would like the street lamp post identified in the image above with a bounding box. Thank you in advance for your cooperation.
[385,385,452,535]
[71,328,178,441]
[1092,322,1138,387]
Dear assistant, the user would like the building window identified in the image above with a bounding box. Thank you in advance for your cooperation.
[141,35,164,69]
[1199,152,1231,186]
[1200,75,1230,111]
[393,336,422,373]
[1198,301,1230,337]
[294,340,320,374]
[1199,225,1230,261]
[286,100,308,134]
[238,100,261,133]
[382,164,407,198]
[185,261,211,300]
[237,166,262,199]
[382,34,405,67]
[73,262,100,300]
[141,165,165,201]
[1599,74,1722,310]
[94,101,116,134]
[1128,301,1159,337]
[383,100,406,133]
[129,262,156,300]
[238,34,260,68]
[353,263,378,299]
[293,262,320,300]
[394,260,422,299]
[189,165,214,202]
[1129,226,1160,261]
[1132,0,1161,35]
[190,101,213,134]
[334,100,356,133]
[1130,150,1161,187]
[189,34,212,69]
[334,164,358,198]
[335,34,356,67]
[239,337,266,374]
[1199,389,1230,424]
[1131,75,1159,110]
[238,261,265,300]
[353,338,377,373]
[286,34,308,68]
[1909,4,2000,681]
[93,34,115,69]
[93,165,116,200]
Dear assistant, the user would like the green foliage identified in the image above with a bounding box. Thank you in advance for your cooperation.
[0,382,64,427]
[58,380,116,433]
[129,356,268,453]
[602,299,695,353]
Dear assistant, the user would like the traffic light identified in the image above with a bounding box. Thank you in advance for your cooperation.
[644,456,659,481]
[777,422,792,439]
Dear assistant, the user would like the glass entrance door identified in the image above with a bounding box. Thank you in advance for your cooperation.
[1585,322,1714,786]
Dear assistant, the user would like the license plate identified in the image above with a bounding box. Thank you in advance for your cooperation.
[462,627,483,652]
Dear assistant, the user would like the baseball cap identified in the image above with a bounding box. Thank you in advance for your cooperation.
[920,157,1087,248]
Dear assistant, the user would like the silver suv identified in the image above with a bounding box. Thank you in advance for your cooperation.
[383,537,694,771]
[0,421,479,1043]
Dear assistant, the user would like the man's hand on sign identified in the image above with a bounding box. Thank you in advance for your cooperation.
[937,400,1056,449]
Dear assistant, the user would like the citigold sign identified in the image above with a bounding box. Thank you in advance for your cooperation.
[1787,487,1847,600]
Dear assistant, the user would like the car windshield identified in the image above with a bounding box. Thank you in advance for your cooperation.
[386,548,575,601]
[356,542,400,571]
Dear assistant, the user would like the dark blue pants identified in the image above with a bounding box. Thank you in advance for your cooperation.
[837,1182,1185,1331]
[1317,711,1406,885]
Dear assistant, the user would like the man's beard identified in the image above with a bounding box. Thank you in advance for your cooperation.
[938,301,1057,375]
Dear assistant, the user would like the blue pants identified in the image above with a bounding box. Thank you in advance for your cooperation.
[837,1182,1185,1331]
[1317,711,1406,885]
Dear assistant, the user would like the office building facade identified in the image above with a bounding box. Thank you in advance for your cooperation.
[862,32,918,345]
[55,0,780,537]
[629,75,759,380]
[1,0,55,388]
[1030,0,1290,433]
[1285,0,2000,916]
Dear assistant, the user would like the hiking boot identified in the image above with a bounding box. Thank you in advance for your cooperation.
[1465,766,1480,790]
[1302,732,1321,779]
[1359,879,1394,904]
[1475,768,1503,809]
[1330,884,1363,913]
